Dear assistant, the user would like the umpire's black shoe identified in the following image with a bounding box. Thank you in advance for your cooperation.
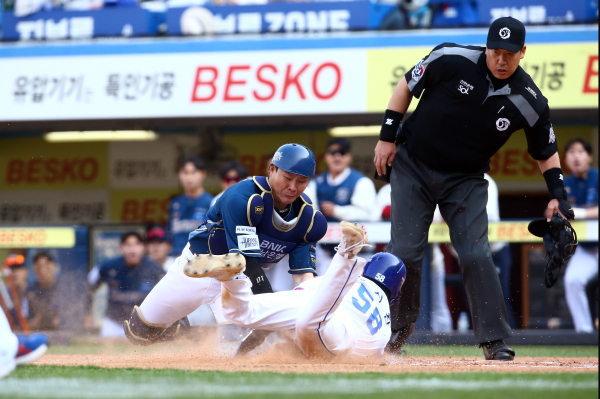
[480,340,515,361]
[385,323,415,355]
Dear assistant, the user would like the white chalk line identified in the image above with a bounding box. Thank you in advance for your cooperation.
[0,377,597,398]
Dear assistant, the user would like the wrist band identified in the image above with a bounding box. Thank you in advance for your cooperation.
[380,109,404,143]
[573,207,586,220]
[543,168,567,200]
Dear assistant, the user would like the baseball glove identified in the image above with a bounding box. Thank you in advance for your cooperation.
[528,213,578,288]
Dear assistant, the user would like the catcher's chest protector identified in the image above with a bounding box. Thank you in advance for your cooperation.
[205,176,326,264]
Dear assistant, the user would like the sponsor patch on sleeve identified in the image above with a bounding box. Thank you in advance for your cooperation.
[412,59,425,82]
[237,234,260,251]
[236,226,257,235]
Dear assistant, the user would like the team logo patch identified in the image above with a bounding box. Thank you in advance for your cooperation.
[412,60,425,82]
[496,118,510,131]
[238,234,260,251]
[457,80,474,95]
[499,27,510,39]
[273,151,283,162]
[255,205,264,214]
[549,125,556,143]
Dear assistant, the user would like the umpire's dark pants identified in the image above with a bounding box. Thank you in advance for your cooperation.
[387,143,511,343]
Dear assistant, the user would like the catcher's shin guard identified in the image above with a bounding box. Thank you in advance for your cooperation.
[123,306,190,346]
[123,306,167,346]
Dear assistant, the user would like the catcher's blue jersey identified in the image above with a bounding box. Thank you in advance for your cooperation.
[188,176,327,275]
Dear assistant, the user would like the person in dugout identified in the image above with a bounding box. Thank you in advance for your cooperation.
[88,232,165,337]
[168,156,214,256]
[305,138,378,276]
[562,138,598,333]
[123,143,328,355]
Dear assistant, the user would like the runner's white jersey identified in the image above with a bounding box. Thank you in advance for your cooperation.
[296,275,392,356]
[339,276,392,356]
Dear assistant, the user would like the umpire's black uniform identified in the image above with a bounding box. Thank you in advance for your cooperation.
[386,29,557,345]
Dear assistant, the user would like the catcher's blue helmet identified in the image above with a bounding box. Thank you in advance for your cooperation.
[363,252,406,304]
[272,143,316,178]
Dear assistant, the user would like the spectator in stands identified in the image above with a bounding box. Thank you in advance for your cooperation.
[168,156,214,256]
[562,138,598,333]
[380,0,432,30]
[88,232,165,337]
[26,252,60,331]
[3,254,29,331]
[377,183,392,222]
[146,227,175,272]
[305,137,378,274]
[210,161,249,207]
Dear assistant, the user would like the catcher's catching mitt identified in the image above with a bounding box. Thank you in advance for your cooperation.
[528,213,578,288]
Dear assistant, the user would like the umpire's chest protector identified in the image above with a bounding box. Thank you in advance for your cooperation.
[248,176,325,263]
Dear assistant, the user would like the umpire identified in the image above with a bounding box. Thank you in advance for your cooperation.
[373,17,574,361]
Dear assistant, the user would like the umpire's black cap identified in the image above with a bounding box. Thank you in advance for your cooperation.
[487,17,526,53]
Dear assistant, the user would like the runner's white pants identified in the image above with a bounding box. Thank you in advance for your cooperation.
[221,254,367,356]
[564,246,599,333]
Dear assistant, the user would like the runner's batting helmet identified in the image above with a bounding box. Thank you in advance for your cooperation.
[363,252,406,304]
[272,143,316,178]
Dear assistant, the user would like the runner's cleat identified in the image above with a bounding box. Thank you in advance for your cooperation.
[184,253,246,281]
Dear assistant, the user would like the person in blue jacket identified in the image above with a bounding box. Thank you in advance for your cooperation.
[168,156,214,255]
[124,144,328,353]
[88,232,164,337]
[562,138,598,333]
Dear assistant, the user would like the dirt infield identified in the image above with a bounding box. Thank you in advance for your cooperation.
[35,343,598,374]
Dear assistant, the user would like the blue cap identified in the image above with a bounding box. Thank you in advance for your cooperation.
[272,143,316,178]
[363,252,406,304]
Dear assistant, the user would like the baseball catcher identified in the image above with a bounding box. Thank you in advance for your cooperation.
[123,143,328,354]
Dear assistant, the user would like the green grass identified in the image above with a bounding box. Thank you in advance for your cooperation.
[1,366,597,399]
[46,344,599,358]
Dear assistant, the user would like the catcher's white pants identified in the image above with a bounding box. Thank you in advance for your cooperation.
[139,244,226,327]
[221,254,372,356]
[564,246,598,333]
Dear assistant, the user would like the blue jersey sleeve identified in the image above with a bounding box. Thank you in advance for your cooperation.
[220,193,262,258]
[288,242,317,275]
[166,198,175,240]
[98,261,110,282]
